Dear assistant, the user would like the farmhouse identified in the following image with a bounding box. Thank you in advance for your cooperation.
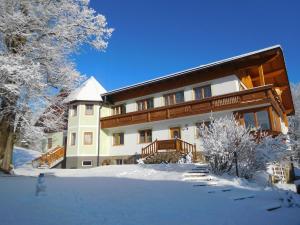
[35,45,294,169]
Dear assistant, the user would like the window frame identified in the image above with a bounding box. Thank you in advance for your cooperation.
[72,105,77,117]
[85,104,94,115]
[71,132,76,146]
[47,138,53,149]
[112,105,126,116]
[241,108,272,131]
[83,132,93,145]
[113,132,124,146]
[137,98,154,111]
[82,160,92,167]
[164,91,184,106]
[139,129,152,144]
[193,85,212,100]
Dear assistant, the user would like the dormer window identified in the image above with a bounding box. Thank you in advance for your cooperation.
[194,85,212,100]
[112,105,126,116]
[85,104,94,115]
[164,91,184,106]
[137,98,154,111]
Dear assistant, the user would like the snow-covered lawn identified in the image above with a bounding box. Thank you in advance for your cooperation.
[0,161,299,225]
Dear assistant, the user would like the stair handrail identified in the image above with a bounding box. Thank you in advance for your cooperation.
[141,139,158,158]
[32,146,65,168]
[175,138,197,162]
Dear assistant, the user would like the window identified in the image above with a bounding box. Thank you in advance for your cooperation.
[113,133,124,145]
[112,105,126,115]
[71,105,77,117]
[194,85,212,100]
[137,98,154,111]
[164,91,184,106]
[116,159,123,165]
[82,160,92,166]
[47,138,53,149]
[84,132,93,145]
[85,104,94,115]
[244,112,256,129]
[256,111,270,130]
[71,133,76,146]
[243,110,270,130]
[139,130,152,143]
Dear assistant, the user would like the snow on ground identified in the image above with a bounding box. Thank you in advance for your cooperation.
[0,162,299,225]
[12,146,41,168]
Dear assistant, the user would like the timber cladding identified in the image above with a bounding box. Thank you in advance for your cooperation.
[100,85,283,129]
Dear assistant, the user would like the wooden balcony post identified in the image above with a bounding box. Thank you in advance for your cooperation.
[258,65,265,86]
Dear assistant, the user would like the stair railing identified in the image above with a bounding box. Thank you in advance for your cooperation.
[141,139,158,158]
[141,138,197,162]
[32,146,65,168]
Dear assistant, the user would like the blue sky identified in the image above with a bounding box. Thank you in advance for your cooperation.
[74,0,300,91]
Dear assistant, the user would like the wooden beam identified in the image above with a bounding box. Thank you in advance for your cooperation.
[258,65,265,86]
[252,69,284,82]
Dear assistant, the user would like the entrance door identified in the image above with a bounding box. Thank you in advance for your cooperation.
[170,127,181,139]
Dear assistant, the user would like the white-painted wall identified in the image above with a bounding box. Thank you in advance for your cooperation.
[101,111,231,157]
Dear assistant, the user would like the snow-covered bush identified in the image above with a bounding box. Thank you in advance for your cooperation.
[199,114,288,178]
[177,151,193,164]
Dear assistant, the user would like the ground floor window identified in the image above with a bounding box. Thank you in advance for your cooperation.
[71,133,76,146]
[47,138,53,149]
[116,159,123,165]
[139,129,152,143]
[113,133,124,145]
[82,160,92,166]
[84,132,93,145]
[243,109,270,130]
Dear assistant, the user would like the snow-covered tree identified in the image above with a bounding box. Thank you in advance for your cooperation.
[288,83,300,163]
[199,114,288,178]
[0,0,113,172]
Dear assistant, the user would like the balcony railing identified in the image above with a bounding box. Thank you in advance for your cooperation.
[101,85,284,129]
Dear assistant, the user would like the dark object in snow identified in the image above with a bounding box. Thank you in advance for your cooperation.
[266,205,282,211]
[36,173,46,196]
[234,195,255,201]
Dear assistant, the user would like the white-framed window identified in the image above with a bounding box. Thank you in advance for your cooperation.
[85,104,94,115]
[71,105,77,117]
[83,132,93,145]
[71,133,76,146]
[82,160,92,167]
[47,138,53,149]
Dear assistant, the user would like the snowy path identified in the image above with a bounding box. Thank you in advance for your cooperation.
[0,164,299,225]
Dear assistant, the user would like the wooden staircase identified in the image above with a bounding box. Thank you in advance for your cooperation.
[141,139,197,164]
[32,146,65,169]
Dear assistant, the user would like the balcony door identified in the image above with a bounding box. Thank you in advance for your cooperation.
[170,127,181,139]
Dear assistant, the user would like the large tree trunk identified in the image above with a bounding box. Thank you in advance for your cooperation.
[0,131,15,173]
[0,116,16,173]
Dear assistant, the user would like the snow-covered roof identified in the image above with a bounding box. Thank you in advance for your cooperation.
[64,76,107,103]
[102,45,282,96]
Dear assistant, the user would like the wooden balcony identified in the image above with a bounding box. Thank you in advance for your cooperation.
[101,85,285,129]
